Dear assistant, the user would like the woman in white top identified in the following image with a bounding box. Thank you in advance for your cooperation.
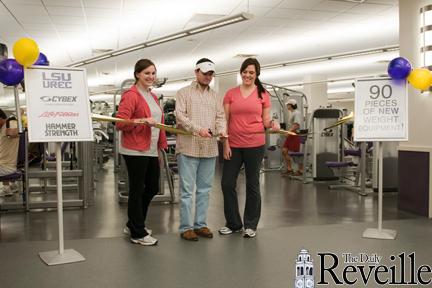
[116,59,167,246]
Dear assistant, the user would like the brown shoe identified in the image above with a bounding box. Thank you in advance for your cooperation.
[194,227,213,238]
[181,229,199,241]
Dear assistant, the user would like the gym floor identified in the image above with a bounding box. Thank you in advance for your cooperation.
[0,161,429,287]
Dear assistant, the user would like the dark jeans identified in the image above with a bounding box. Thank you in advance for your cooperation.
[221,145,264,230]
[122,155,160,238]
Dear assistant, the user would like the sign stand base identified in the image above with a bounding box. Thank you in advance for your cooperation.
[39,249,85,266]
[362,228,397,240]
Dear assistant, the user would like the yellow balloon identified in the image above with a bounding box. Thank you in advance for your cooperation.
[407,68,432,90]
[13,38,39,67]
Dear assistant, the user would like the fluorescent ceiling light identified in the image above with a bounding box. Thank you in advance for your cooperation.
[188,15,250,33]
[166,46,399,83]
[111,45,146,56]
[70,62,85,67]
[146,33,189,46]
[262,46,399,71]
[68,12,253,67]
[84,54,111,64]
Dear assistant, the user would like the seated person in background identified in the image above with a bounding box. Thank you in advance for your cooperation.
[282,99,303,176]
[0,109,20,196]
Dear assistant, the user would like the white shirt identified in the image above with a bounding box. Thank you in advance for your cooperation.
[288,109,302,130]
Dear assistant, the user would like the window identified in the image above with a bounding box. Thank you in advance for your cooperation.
[421,5,432,68]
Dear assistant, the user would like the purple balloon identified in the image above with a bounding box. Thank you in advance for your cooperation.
[34,52,49,66]
[0,59,24,86]
[388,57,412,80]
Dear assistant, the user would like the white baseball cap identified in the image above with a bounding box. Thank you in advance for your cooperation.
[196,61,215,73]
[285,99,297,106]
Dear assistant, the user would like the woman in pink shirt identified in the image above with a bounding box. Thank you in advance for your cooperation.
[219,58,279,238]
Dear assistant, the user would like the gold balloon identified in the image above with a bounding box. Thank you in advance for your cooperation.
[407,68,432,91]
[13,38,40,67]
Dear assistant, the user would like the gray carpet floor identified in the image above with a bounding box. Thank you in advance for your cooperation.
[1,218,431,288]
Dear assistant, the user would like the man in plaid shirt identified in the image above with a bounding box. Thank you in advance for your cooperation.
[175,58,227,241]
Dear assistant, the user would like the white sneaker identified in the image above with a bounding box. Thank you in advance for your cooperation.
[130,235,158,246]
[218,226,242,235]
[123,226,152,236]
[243,228,256,238]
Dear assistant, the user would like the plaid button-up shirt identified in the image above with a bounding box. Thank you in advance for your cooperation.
[175,81,226,158]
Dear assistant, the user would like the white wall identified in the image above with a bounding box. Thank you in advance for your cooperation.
[399,0,432,148]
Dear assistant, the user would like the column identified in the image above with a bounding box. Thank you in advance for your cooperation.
[302,74,328,112]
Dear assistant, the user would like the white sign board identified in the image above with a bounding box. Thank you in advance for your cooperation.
[24,66,93,142]
[354,78,408,142]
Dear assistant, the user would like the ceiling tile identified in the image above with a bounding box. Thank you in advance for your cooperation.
[267,8,307,19]
[31,37,57,44]
[91,38,117,50]
[267,8,337,21]
[2,0,41,4]
[229,5,273,17]
[20,16,53,24]
[366,0,397,4]
[84,0,120,9]
[122,0,160,12]
[346,3,393,14]
[56,24,87,32]
[46,6,83,17]
[27,30,56,38]
[184,13,225,29]
[50,16,86,25]
[7,4,48,16]
[240,24,280,36]
[377,6,398,17]
[269,26,305,36]
[312,0,357,12]
[296,10,338,21]
[248,0,286,8]
[0,19,25,30]
[328,12,368,23]
[0,7,9,17]
[279,19,318,29]
[278,0,322,10]
[44,0,83,7]
[85,8,119,18]
[118,19,152,33]
[0,33,27,41]
[22,23,53,30]
[184,0,241,17]
[256,17,293,27]
[87,17,115,26]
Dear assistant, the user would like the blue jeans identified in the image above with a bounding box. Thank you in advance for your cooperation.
[177,154,216,233]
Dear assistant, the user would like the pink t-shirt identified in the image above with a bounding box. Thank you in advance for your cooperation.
[224,86,270,148]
